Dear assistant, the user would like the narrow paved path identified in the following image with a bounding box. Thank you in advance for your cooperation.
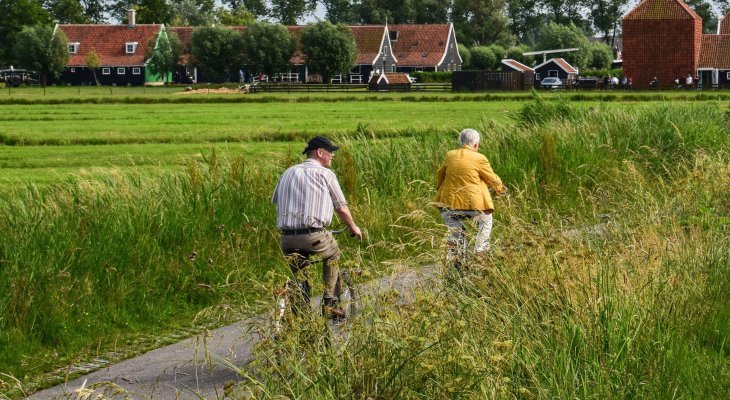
[25,266,439,400]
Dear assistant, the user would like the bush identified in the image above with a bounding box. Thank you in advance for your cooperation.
[586,42,613,70]
[411,71,452,83]
[581,68,623,78]
[458,44,471,69]
[505,45,534,66]
[470,46,497,70]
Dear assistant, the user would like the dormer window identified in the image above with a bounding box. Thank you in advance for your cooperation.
[126,42,138,54]
[389,31,398,41]
[68,43,80,54]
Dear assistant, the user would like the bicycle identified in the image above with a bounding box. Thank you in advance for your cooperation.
[271,227,363,336]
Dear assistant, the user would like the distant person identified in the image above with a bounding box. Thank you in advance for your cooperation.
[686,74,693,88]
[272,136,362,319]
[611,76,619,87]
[435,129,507,267]
[650,76,658,88]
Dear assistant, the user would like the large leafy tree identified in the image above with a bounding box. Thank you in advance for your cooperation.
[14,25,69,86]
[300,21,356,82]
[80,0,106,22]
[352,0,449,24]
[589,0,628,45]
[222,0,268,18]
[190,26,245,82]
[170,0,215,25]
[145,29,182,83]
[47,0,88,23]
[452,0,514,46]
[544,0,592,34]
[0,0,51,65]
[214,5,256,25]
[506,0,544,46]
[321,0,356,23]
[137,0,173,23]
[270,0,314,24]
[536,22,589,68]
[241,21,294,75]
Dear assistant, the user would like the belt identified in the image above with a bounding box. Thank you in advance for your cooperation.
[281,227,324,236]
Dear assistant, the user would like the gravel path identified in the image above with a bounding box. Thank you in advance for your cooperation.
[25,265,439,400]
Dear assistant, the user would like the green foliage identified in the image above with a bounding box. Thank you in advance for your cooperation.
[457,44,471,69]
[537,22,589,69]
[214,5,256,25]
[13,25,69,87]
[301,21,357,81]
[470,46,498,70]
[169,0,216,26]
[190,26,245,82]
[46,0,88,23]
[0,0,51,65]
[411,71,452,83]
[145,29,183,83]
[269,0,312,24]
[137,0,173,24]
[505,44,534,66]
[85,48,101,86]
[581,67,623,78]
[488,44,506,60]
[452,0,514,46]
[585,41,613,70]
[241,21,294,75]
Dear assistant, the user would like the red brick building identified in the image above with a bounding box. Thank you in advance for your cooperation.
[622,0,702,88]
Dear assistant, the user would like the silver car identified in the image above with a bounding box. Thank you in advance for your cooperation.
[540,77,562,89]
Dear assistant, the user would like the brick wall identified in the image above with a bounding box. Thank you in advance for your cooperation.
[623,19,702,88]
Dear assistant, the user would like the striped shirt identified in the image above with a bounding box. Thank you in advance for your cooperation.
[272,159,348,230]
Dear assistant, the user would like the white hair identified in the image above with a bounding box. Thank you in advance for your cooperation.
[459,129,480,146]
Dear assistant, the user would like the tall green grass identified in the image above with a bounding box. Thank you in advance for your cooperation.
[1,97,728,398]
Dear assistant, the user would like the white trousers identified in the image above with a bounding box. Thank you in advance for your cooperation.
[440,209,494,254]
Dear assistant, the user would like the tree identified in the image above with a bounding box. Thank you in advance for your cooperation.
[585,41,612,69]
[14,25,68,87]
[589,0,629,44]
[214,5,256,25]
[146,29,182,83]
[506,0,544,45]
[170,0,216,25]
[0,0,51,65]
[537,22,589,69]
[86,48,101,85]
[80,0,106,23]
[470,46,497,70]
[222,0,268,18]
[300,21,357,82]
[352,0,449,24]
[241,21,294,75]
[190,26,244,82]
[505,44,534,66]
[685,0,720,33]
[321,0,356,23]
[270,0,314,24]
[544,0,592,33]
[458,44,471,69]
[137,0,173,24]
[451,0,514,47]
[47,0,88,23]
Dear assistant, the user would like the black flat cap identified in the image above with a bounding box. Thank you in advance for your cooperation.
[303,136,339,154]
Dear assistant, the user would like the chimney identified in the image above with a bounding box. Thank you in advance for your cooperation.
[128,9,136,28]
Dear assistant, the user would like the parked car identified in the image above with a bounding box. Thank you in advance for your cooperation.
[539,77,562,89]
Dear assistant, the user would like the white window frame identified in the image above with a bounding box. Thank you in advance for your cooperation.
[536,73,541,80]
[70,67,76,73]
[548,69,559,77]
[726,71,730,80]
[132,67,141,75]
[68,43,80,54]
[102,68,111,75]
[117,67,126,75]
[125,42,138,54]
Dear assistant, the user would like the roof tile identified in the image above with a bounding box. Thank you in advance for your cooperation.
[698,34,730,69]
[623,0,702,20]
[389,24,450,67]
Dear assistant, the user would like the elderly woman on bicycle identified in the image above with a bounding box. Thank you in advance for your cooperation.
[435,129,507,263]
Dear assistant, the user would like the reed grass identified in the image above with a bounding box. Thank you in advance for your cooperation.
[1,96,728,398]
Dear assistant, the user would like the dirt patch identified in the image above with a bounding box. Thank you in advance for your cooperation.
[175,87,248,95]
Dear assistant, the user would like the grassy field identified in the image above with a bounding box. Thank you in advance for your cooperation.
[0,92,728,398]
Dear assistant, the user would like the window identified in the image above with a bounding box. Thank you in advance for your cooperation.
[535,73,541,79]
[68,43,80,53]
[548,70,558,77]
[132,67,141,75]
[70,67,76,73]
[117,67,126,75]
[350,65,361,74]
[726,71,730,80]
[125,42,138,54]
[389,31,398,41]
[102,68,111,75]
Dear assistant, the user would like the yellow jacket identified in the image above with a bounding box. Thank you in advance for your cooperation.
[435,145,506,212]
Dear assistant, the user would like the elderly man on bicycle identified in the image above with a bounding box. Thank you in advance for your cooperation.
[272,136,362,319]
[435,129,507,266]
